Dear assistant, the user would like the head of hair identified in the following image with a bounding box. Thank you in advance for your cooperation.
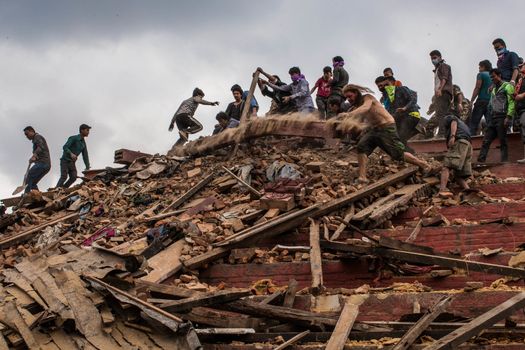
[327,97,341,107]
[332,56,344,63]
[342,84,374,107]
[383,67,393,74]
[385,76,396,83]
[490,68,502,76]
[192,87,204,97]
[216,111,229,122]
[374,76,387,84]
[288,66,301,75]
[323,66,332,74]
[429,50,442,57]
[272,75,281,83]
[478,60,493,71]
[230,84,243,94]
[492,38,506,47]
[23,126,35,133]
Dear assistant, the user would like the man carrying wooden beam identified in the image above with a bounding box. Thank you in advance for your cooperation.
[338,84,432,184]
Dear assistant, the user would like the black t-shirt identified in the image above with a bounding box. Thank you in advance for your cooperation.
[225,102,243,121]
[444,115,471,142]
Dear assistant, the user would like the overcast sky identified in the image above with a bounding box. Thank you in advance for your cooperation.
[0,0,524,200]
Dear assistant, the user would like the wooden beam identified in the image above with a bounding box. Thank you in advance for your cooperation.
[423,292,525,350]
[159,289,251,313]
[331,204,354,241]
[309,219,323,294]
[162,172,215,213]
[325,302,359,350]
[282,280,298,308]
[392,296,451,350]
[135,280,204,299]
[274,330,310,350]
[0,212,78,249]
[321,241,525,279]
[1,302,39,349]
[140,239,185,283]
[261,290,285,305]
[222,166,261,198]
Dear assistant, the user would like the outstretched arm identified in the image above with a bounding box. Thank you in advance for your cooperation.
[194,96,219,106]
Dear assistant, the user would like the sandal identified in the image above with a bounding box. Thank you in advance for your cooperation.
[438,190,454,199]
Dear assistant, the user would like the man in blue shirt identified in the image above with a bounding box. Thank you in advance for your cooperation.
[469,60,493,135]
[492,38,520,84]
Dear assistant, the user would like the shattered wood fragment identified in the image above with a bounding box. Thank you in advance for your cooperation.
[392,296,451,350]
[0,333,8,350]
[1,301,39,349]
[405,219,422,243]
[140,238,185,283]
[308,219,323,295]
[422,214,450,227]
[260,193,295,212]
[378,236,435,255]
[331,204,354,241]
[135,280,204,298]
[282,279,298,308]
[260,290,284,305]
[162,172,215,213]
[172,307,269,330]
[274,330,311,350]
[325,301,359,350]
[159,289,251,313]
[424,292,525,350]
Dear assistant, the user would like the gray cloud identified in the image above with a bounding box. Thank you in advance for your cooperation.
[1,0,524,199]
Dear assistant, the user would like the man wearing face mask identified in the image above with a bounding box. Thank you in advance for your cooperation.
[426,50,453,138]
[329,56,349,103]
[492,38,520,84]
[375,76,420,152]
[262,66,314,114]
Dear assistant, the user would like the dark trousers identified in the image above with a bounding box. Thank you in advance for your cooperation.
[25,162,50,193]
[56,159,78,188]
[316,96,328,119]
[426,92,452,138]
[470,100,489,135]
[478,116,508,162]
[396,115,419,153]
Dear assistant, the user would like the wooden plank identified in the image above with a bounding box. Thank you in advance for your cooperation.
[378,236,435,255]
[171,307,269,330]
[320,241,525,279]
[0,333,8,350]
[308,219,323,294]
[261,290,284,305]
[135,280,204,299]
[331,204,354,241]
[0,212,78,249]
[183,246,230,270]
[424,292,525,350]
[274,330,310,350]
[282,280,298,308]
[159,289,251,313]
[162,172,215,213]
[222,166,261,198]
[140,238,185,283]
[2,301,39,349]
[325,301,359,350]
[392,296,451,350]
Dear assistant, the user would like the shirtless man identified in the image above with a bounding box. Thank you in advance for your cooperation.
[338,84,431,183]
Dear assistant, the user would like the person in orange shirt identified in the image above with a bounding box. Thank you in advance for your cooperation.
[383,67,403,87]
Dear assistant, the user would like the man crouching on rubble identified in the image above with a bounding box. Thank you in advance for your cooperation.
[338,84,432,184]
[438,115,472,198]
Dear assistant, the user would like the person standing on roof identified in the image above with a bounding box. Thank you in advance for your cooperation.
[426,50,453,138]
[169,88,219,147]
[493,38,520,84]
[478,68,515,163]
[469,60,493,135]
[329,56,349,103]
[23,126,51,193]
[311,66,332,119]
[260,66,315,114]
[256,69,295,115]
[514,63,525,163]
[56,124,91,188]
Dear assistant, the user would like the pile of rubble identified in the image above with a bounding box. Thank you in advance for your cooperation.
[1,134,525,349]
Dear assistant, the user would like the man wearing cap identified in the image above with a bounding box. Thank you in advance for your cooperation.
[56,124,91,188]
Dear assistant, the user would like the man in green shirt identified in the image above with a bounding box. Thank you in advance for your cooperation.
[56,124,91,188]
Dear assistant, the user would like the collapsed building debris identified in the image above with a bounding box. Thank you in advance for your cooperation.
[1,129,525,349]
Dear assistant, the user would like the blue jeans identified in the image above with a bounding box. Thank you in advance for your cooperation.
[470,100,489,135]
[25,162,50,193]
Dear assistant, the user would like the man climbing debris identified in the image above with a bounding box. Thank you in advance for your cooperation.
[169,88,219,147]
[337,84,432,184]
[56,124,91,189]
[23,126,51,193]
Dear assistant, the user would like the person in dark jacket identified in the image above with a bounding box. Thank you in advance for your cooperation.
[426,50,453,138]
[514,63,525,163]
[56,124,92,188]
[23,126,51,193]
[478,69,515,163]
[329,56,349,103]
[263,66,315,114]
[213,112,240,135]
[492,38,520,83]
[375,76,421,152]
[256,68,295,115]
